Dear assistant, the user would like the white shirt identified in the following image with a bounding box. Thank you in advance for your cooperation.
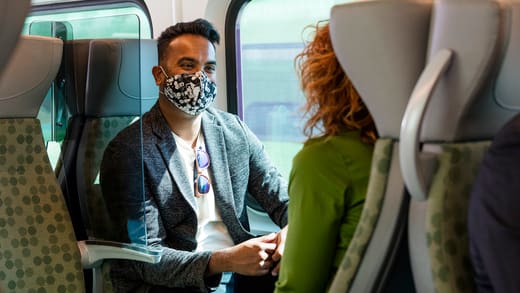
[172,131,234,251]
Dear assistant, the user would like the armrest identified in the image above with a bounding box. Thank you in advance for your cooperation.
[77,240,163,269]
[400,49,453,201]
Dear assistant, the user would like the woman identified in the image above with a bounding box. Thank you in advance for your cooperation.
[274,21,377,293]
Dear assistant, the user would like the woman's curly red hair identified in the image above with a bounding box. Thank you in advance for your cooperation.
[296,22,377,144]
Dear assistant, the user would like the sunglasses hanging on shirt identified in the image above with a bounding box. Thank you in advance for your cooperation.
[194,146,211,197]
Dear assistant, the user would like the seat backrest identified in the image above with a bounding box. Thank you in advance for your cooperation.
[56,39,91,241]
[328,1,432,291]
[399,0,520,292]
[0,35,86,292]
[75,38,157,241]
[0,0,30,78]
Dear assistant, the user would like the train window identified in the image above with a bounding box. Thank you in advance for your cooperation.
[24,5,151,39]
[24,1,152,168]
[236,0,348,178]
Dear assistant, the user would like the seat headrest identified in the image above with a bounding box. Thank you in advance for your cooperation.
[63,39,91,116]
[0,0,31,78]
[84,39,158,117]
[0,35,63,118]
[397,0,519,200]
[420,0,512,141]
[330,0,433,138]
[449,0,520,141]
[494,2,520,110]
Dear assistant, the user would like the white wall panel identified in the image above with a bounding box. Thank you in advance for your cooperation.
[145,0,208,38]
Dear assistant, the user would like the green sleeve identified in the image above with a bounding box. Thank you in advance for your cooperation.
[275,145,349,293]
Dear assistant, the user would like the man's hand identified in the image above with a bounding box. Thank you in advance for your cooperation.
[207,233,278,277]
[271,225,288,276]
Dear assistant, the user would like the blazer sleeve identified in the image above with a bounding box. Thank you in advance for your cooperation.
[100,135,219,292]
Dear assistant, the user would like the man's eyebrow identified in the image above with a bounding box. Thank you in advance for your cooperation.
[206,60,217,66]
[177,57,198,64]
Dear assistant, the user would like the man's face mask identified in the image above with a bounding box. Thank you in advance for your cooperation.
[160,66,217,116]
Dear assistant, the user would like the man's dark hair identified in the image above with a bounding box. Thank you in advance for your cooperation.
[157,18,220,62]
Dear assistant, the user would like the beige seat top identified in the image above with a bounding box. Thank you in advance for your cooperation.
[0,0,31,78]
[0,35,63,118]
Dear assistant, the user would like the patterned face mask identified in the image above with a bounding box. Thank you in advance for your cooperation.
[159,66,217,116]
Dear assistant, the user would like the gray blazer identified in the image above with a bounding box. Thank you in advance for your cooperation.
[100,102,289,292]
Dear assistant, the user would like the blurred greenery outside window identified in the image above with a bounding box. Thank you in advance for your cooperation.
[238,0,350,178]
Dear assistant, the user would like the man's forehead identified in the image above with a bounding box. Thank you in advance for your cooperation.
[167,35,215,54]
[168,34,215,59]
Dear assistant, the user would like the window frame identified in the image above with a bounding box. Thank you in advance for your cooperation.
[30,0,153,37]
[225,0,249,117]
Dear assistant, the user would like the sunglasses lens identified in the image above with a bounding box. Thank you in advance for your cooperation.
[196,149,210,169]
[197,175,210,194]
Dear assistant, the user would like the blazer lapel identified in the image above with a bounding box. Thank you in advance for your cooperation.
[150,105,197,213]
[201,112,237,218]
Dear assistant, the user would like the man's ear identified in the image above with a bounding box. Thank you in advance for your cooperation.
[152,66,164,86]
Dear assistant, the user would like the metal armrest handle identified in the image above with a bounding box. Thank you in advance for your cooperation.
[400,49,453,201]
[77,239,163,269]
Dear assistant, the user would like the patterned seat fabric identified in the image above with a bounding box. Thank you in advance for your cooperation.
[0,119,85,292]
[329,139,393,292]
[426,142,490,293]
[79,116,138,241]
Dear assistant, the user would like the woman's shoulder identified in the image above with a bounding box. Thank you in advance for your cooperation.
[301,131,372,154]
[293,131,372,168]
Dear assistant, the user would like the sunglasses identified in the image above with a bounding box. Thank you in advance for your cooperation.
[194,146,211,197]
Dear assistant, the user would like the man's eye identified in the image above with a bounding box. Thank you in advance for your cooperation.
[181,63,195,69]
[204,65,216,73]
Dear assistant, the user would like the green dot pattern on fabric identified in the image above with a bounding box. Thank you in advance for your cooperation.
[425,141,490,293]
[81,116,138,241]
[80,117,131,293]
[0,119,85,292]
[328,139,393,292]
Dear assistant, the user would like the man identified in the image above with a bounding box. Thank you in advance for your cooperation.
[100,19,288,292]
[468,113,520,293]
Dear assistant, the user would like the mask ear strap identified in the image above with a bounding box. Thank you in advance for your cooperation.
[159,66,169,78]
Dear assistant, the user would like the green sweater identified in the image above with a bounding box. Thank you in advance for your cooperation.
[275,131,374,293]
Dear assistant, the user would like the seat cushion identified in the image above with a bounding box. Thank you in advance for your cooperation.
[0,118,84,292]
[329,138,393,291]
[426,141,490,292]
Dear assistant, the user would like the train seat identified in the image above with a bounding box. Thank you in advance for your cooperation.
[0,0,30,78]
[328,0,432,291]
[399,0,520,292]
[57,39,92,241]
[0,35,163,293]
[0,34,87,292]
[76,38,158,241]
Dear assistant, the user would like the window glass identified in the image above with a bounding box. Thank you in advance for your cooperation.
[237,0,350,178]
[23,3,151,162]
[237,0,352,234]
[237,0,349,178]
[24,6,150,39]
